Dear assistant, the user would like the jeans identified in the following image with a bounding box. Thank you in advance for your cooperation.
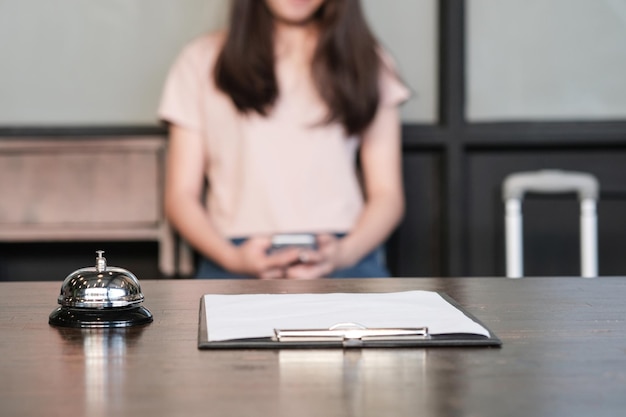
[195,236,390,279]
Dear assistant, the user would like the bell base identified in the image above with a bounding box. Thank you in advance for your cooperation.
[49,305,153,328]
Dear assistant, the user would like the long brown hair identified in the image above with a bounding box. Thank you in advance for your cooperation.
[214,0,381,136]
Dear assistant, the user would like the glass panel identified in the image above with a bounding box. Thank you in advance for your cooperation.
[467,0,626,122]
[364,0,438,123]
[0,0,226,126]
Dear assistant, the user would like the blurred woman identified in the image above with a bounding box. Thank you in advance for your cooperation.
[159,0,409,279]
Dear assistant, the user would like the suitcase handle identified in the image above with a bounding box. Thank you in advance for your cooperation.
[502,169,598,201]
[502,170,599,278]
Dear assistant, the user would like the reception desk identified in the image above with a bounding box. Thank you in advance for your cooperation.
[1,278,625,417]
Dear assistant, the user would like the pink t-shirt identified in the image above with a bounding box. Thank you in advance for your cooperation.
[158,33,409,239]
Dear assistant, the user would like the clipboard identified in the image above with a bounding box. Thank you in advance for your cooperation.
[198,291,502,349]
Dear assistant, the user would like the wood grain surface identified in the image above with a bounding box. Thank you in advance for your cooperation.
[1,277,625,417]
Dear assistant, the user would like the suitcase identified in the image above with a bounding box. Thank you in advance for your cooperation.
[502,170,599,278]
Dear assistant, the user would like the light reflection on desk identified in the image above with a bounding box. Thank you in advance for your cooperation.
[55,327,145,417]
[278,349,427,416]
[83,329,125,417]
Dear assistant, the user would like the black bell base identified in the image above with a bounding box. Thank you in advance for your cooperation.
[49,305,153,328]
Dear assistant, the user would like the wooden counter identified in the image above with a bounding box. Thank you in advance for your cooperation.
[1,277,625,417]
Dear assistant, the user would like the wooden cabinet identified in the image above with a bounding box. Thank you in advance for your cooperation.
[0,137,180,276]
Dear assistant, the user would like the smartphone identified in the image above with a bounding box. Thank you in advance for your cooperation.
[269,233,317,253]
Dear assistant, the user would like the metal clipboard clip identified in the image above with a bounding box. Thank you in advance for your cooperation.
[273,322,430,347]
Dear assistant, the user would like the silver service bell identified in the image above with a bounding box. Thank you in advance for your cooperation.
[49,251,153,328]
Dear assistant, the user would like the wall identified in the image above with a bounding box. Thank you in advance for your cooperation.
[0,0,438,125]
[467,0,626,121]
[2,1,626,279]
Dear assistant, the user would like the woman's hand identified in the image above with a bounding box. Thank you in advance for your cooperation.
[228,236,302,279]
[285,234,346,279]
